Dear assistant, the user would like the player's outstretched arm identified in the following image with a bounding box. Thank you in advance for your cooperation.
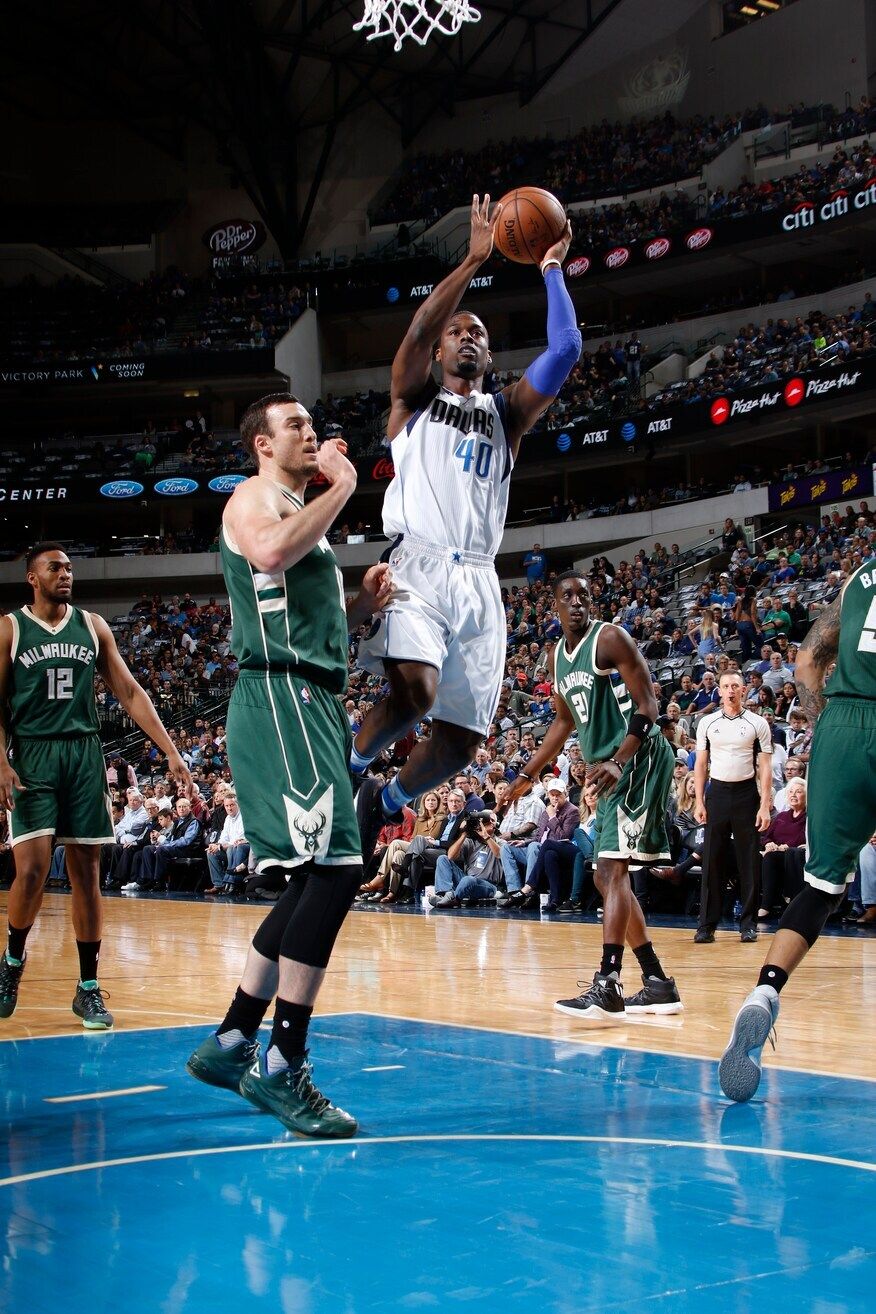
[795,594,842,724]
[586,625,659,797]
[0,616,25,810]
[503,221,580,457]
[388,194,501,439]
[91,614,192,797]
[227,439,356,575]
[506,689,575,803]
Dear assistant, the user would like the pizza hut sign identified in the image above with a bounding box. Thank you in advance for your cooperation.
[203,219,267,256]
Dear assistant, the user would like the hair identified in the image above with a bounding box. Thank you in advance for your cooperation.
[553,570,588,594]
[418,791,441,818]
[718,669,743,686]
[25,541,67,573]
[239,392,301,462]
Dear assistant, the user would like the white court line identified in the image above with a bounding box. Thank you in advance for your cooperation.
[361,1065,405,1072]
[353,1009,876,1086]
[1,1133,874,1190]
[45,1085,165,1104]
[0,1011,348,1044]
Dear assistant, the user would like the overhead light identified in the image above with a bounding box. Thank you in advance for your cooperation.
[740,6,759,15]
[758,0,780,9]
[183,389,200,398]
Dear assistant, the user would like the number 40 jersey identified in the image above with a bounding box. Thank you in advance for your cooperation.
[7,604,101,739]
[382,385,512,557]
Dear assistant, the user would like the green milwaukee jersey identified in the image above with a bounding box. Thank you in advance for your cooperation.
[555,620,652,762]
[823,556,876,701]
[7,604,100,739]
[220,483,349,693]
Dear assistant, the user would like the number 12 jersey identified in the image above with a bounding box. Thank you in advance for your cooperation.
[7,605,100,739]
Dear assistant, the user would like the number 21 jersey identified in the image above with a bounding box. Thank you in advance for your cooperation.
[554,621,638,763]
[382,385,512,557]
[7,605,100,739]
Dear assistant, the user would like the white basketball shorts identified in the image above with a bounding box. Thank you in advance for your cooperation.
[357,534,506,735]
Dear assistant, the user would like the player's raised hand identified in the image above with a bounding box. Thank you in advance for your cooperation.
[541,218,573,269]
[468,194,503,266]
[506,774,533,805]
[351,563,395,625]
[317,437,357,488]
[0,760,25,812]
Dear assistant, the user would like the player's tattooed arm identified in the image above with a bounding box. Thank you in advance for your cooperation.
[794,595,842,724]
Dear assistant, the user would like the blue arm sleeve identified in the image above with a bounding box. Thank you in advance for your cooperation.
[523,267,582,398]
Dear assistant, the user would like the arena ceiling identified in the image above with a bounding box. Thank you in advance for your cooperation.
[5,0,642,254]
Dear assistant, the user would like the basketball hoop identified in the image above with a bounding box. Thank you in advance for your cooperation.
[353,0,481,51]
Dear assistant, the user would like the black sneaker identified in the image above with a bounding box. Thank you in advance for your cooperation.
[694,928,716,943]
[72,982,114,1030]
[187,1032,261,1091]
[239,1051,357,1138]
[0,953,25,1019]
[556,900,582,914]
[624,976,684,1015]
[496,890,526,908]
[555,972,625,1022]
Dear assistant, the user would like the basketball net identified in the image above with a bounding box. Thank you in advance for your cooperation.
[353,0,481,51]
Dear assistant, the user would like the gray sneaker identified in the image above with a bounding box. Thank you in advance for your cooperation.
[719,985,780,1102]
[72,983,114,1030]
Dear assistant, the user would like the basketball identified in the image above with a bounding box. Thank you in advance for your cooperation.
[494,186,567,264]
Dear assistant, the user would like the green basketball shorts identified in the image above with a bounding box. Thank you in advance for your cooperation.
[226,670,361,874]
[804,697,876,895]
[8,734,114,847]
[593,732,674,864]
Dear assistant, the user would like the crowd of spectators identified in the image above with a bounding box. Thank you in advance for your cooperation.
[189,281,307,351]
[647,295,876,411]
[19,498,873,923]
[372,111,744,225]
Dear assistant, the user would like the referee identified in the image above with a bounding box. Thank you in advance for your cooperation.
[694,670,772,943]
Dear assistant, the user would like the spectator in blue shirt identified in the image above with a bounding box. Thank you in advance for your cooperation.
[690,671,719,715]
[770,554,797,586]
[523,543,547,584]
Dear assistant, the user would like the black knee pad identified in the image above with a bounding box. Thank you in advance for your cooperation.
[279,863,363,969]
[779,883,845,948]
[251,869,306,962]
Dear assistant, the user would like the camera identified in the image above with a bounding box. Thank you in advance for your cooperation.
[464,813,484,838]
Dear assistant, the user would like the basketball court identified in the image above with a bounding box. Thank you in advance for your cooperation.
[3,893,874,1312]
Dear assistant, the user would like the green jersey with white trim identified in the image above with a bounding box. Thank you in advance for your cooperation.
[823,556,876,701]
[220,484,348,693]
[554,620,650,763]
[8,604,100,739]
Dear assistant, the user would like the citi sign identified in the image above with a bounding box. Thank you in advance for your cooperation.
[781,180,876,231]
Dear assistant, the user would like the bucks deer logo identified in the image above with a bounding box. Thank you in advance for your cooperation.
[283,786,333,859]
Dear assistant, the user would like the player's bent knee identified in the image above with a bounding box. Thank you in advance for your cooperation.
[279,863,362,969]
[779,883,845,947]
[385,662,437,721]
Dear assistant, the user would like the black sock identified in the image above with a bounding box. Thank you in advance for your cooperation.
[758,964,789,993]
[6,923,32,963]
[270,998,313,1064]
[633,941,668,982]
[600,943,624,976]
[218,986,272,1040]
[76,940,101,983]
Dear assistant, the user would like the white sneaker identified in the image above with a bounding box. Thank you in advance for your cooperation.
[121,881,141,892]
[719,984,780,1102]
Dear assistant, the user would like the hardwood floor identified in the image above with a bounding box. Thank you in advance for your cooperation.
[3,893,875,1083]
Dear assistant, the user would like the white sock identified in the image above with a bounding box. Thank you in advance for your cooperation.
[349,736,374,774]
[265,1044,289,1075]
[216,1027,247,1049]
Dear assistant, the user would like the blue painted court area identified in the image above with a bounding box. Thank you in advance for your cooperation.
[1,1015,874,1313]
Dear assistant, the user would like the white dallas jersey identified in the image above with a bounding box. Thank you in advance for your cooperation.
[382,384,512,557]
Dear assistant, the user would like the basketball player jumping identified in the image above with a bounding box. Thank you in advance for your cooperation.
[187,396,393,1137]
[720,558,876,1100]
[508,572,682,1020]
[352,194,580,838]
[0,544,192,1028]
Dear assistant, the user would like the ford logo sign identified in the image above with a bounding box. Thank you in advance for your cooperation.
[208,474,247,493]
[100,480,144,499]
[154,478,199,497]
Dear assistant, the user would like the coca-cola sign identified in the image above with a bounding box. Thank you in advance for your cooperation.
[645,236,671,260]
[564,256,591,278]
[203,219,267,256]
[604,246,630,270]
[685,226,713,251]
[371,457,395,481]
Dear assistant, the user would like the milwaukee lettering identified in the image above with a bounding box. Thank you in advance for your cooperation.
[18,642,94,670]
[429,396,495,438]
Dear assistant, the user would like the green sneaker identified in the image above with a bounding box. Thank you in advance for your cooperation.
[0,953,25,1019]
[186,1032,261,1092]
[72,982,114,1030]
[239,1051,358,1139]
